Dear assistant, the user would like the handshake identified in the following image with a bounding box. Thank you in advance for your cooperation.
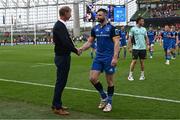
[76,48,83,56]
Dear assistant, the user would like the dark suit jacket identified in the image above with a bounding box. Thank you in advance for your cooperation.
[53,20,77,56]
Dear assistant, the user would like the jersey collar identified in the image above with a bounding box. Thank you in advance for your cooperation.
[99,22,110,28]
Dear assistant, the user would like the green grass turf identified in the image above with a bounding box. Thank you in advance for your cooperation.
[0,43,180,119]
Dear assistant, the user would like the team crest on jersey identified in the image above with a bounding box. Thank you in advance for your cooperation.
[105,27,110,32]
[115,29,119,35]
[109,68,113,72]
[95,28,99,32]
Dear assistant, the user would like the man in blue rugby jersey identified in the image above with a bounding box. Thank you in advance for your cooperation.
[119,25,128,59]
[79,8,120,112]
[147,27,157,58]
[170,26,178,59]
[160,25,172,65]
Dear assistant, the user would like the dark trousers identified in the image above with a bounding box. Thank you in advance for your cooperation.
[52,55,71,109]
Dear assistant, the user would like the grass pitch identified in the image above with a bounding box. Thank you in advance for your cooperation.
[0,43,180,119]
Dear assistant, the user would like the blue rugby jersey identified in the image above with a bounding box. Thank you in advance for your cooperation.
[147,30,156,43]
[91,23,119,59]
[161,31,172,47]
[119,30,127,42]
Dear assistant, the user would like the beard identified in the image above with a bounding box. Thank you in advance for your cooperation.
[140,22,144,26]
[98,18,105,23]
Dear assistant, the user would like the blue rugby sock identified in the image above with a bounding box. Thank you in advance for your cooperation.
[107,86,114,105]
[167,55,171,60]
[93,82,107,99]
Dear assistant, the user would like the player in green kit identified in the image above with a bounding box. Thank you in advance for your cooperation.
[127,17,149,81]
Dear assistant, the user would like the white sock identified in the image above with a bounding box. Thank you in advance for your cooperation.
[129,71,133,76]
[141,71,144,76]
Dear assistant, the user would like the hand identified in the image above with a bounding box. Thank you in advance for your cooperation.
[128,48,132,53]
[111,57,118,67]
[147,45,150,50]
[76,48,82,56]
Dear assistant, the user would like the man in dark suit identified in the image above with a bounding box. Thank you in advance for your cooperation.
[52,6,81,115]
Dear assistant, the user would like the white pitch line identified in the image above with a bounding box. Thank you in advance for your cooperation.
[0,78,180,104]
[36,63,54,65]
[31,63,54,68]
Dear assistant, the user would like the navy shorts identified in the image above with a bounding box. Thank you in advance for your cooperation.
[149,41,155,46]
[120,40,127,47]
[171,40,176,49]
[91,57,115,74]
[163,44,172,51]
[132,49,147,60]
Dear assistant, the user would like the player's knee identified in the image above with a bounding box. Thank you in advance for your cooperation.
[141,63,144,67]
[132,60,137,64]
[107,80,113,87]
[89,76,98,84]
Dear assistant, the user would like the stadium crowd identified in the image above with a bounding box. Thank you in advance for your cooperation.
[150,5,178,18]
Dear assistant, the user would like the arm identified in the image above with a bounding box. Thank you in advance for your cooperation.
[154,31,158,42]
[80,27,96,52]
[113,36,120,59]
[127,36,132,52]
[126,32,128,40]
[127,28,133,52]
[145,35,150,50]
[53,26,78,54]
[80,36,95,51]
[145,29,149,47]
[111,36,120,67]
[159,32,163,46]
[176,33,179,45]
[110,27,120,67]
[146,35,150,46]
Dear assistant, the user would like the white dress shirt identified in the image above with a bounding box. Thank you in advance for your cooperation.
[59,19,66,26]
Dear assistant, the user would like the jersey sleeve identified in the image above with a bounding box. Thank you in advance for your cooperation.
[160,32,164,37]
[154,31,157,35]
[175,32,178,36]
[110,26,119,38]
[171,32,174,36]
[91,27,96,38]
[144,28,147,36]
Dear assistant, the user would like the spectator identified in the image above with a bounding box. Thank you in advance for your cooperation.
[150,5,177,18]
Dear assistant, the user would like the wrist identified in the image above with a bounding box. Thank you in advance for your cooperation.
[79,46,84,51]
[113,55,118,59]
[128,47,132,49]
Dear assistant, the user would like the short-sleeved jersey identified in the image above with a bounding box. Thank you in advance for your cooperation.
[91,23,119,59]
[91,40,97,49]
[119,30,127,42]
[147,30,156,43]
[161,31,172,45]
[129,26,147,50]
[171,31,178,41]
